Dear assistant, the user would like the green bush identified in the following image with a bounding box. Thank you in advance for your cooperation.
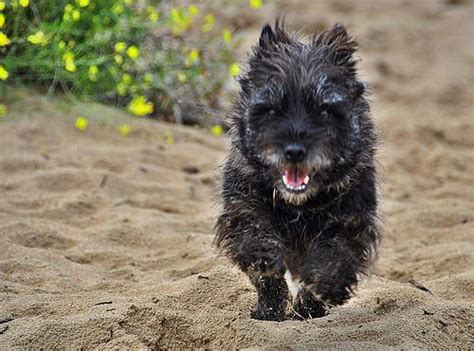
[0,0,258,121]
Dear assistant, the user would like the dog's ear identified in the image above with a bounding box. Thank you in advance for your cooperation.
[259,25,276,49]
[258,21,292,51]
[314,23,358,68]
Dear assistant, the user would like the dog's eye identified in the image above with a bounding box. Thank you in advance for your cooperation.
[320,109,329,119]
[319,104,331,118]
[267,109,276,117]
[320,102,348,119]
[251,104,278,118]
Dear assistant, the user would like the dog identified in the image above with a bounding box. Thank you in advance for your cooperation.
[215,22,380,321]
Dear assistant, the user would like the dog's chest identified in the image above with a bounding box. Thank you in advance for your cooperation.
[275,209,326,243]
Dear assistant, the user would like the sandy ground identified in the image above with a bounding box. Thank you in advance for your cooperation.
[1,0,473,349]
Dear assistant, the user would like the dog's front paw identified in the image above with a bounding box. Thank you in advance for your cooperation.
[305,277,354,307]
[251,305,286,321]
[291,290,327,319]
[316,287,351,307]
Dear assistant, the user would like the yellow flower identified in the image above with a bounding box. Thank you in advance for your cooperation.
[112,3,124,14]
[0,14,5,29]
[63,52,76,72]
[128,96,153,116]
[118,124,131,136]
[165,131,175,144]
[72,9,81,21]
[65,60,76,72]
[170,8,181,22]
[126,46,140,60]
[229,63,240,77]
[27,31,49,46]
[188,4,199,16]
[121,73,132,85]
[114,54,123,65]
[0,104,6,116]
[149,11,159,22]
[143,73,153,85]
[58,41,66,49]
[0,32,11,46]
[64,4,74,13]
[211,124,224,137]
[117,83,127,96]
[223,28,232,44]
[170,7,191,35]
[0,65,8,80]
[185,49,199,67]
[201,14,215,33]
[19,0,29,7]
[249,0,263,9]
[63,52,74,61]
[88,65,99,82]
[146,6,159,22]
[0,2,5,11]
[75,116,88,131]
[114,42,127,53]
[77,0,89,7]
[177,72,187,83]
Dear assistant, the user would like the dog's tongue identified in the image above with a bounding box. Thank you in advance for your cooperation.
[284,166,309,187]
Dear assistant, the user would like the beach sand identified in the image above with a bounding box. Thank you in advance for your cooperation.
[1,0,473,349]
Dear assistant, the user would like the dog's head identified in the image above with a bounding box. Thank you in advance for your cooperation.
[233,22,372,206]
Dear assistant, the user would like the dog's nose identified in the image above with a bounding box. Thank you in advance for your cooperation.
[284,143,306,163]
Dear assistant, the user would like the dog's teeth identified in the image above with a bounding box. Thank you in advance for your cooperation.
[282,174,309,191]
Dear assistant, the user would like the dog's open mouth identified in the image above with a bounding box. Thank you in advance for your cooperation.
[282,165,310,192]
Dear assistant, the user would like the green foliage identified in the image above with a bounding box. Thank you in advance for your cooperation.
[0,0,243,118]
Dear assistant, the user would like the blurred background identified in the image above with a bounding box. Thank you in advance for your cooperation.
[0,0,472,130]
[0,0,473,349]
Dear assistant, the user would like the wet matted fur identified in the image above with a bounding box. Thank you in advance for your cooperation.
[215,21,381,321]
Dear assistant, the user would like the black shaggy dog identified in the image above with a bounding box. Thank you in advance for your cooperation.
[215,22,380,321]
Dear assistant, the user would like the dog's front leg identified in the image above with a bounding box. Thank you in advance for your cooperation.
[215,200,288,320]
[300,221,377,307]
[249,274,288,321]
[215,198,286,276]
